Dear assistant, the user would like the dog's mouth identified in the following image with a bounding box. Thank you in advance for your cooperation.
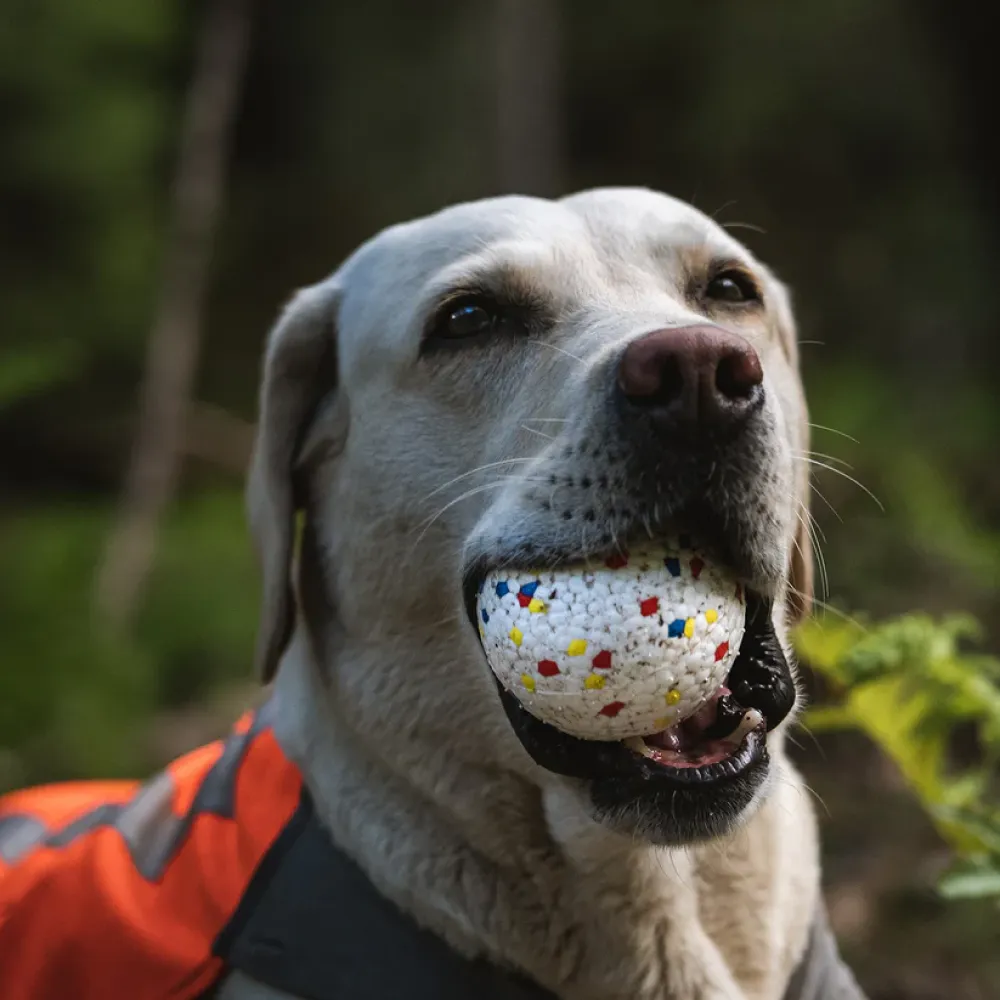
[621,684,765,773]
[462,557,795,790]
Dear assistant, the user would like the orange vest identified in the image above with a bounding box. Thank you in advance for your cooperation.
[0,702,863,1000]
[0,704,301,1000]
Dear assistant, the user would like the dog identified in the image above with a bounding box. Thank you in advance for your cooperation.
[0,188,866,1000]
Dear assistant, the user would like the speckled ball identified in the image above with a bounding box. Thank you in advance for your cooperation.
[476,540,746,740]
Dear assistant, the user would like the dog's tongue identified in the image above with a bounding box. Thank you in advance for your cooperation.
[639,687,763,768]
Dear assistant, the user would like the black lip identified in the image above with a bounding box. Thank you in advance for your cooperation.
[463,549,795,790]
[495,676,768,786]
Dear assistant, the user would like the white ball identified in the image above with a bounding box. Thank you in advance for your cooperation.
[476,540,745,740]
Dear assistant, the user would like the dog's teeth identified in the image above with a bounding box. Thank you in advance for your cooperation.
[623,736,656,759]
[726,708,764,745]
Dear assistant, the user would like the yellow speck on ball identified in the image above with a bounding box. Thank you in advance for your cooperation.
[665,688,681,706]
[479,625,486,638]
[509,627,523,647]
[683,617,694,638]
[521,673,536,692]
[705,608,718,624]
[566,638,588,656]
[528,598,546,613]
[653,717,669,729]
[585,673,605,690]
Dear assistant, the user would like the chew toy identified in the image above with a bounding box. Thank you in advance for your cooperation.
[476,540,746,740]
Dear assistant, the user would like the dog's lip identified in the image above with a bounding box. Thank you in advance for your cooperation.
[493,676,768,786]
[622,689,766,771]
[621,706,766,782]
[625,721,767,783]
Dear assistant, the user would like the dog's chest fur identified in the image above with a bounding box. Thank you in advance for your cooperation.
[227,639,819,1000]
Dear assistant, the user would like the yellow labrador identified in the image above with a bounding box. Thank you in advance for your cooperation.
[226,188,863,999]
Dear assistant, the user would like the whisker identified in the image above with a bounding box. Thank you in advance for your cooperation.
[807,507,830,601]
[808,422,859,445]
[802,459,884,512]
[419,458,536,502]
[710,198,738,219]
[787,584,867,630]
[796,779,830,818]
[798,449,853,470]
[791,479,828,542]
[533,341,586,365]
[792,496,829,601]
[807,480,843,525]
[794,721,828,760]
[721,219,767,235]
[521,424,555,442]
[406,477,543,556]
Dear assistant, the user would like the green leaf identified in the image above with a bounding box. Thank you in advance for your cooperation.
[795,611,1000,881]
[0,345,80,409]
[801,705,856,731]
[939,865,1000,900]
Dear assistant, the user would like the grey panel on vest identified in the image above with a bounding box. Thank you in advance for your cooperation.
[114,769,187,880]
[3,703,276,880]
[46,803,124,847]
[0,813,47,863]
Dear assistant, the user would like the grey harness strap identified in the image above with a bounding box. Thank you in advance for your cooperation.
[782,903,868,1000]
[213,790,866,999]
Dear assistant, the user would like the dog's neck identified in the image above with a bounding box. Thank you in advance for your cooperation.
[269,627,820,1000]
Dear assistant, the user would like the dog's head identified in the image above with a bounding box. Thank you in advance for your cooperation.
[248,188,811,847]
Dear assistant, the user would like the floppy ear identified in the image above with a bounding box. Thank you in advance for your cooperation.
[247,282,340,683]
[770,276,814,624]
[787,458,814,623]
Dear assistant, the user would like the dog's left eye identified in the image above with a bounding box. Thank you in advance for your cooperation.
[705,270,761,305]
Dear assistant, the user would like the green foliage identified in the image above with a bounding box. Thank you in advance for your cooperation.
[0,505,153,786]
[798,613,1000,902]
[0,2,998,988]
[0,343,82,411]
[138,491,258,707]
[0,0,176,413]
[0,490,257,791]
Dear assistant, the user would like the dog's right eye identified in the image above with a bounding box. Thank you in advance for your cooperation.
[427,295,526,346]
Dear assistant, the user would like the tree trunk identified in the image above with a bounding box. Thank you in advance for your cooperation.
[95,0,252,626]
[493,0,565,196]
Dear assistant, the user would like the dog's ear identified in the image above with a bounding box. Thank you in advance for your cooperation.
[770,275,814,624]
[787,459,814,623]
[247,282,342,683]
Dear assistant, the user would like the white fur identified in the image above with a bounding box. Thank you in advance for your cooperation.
[223,189,820,999]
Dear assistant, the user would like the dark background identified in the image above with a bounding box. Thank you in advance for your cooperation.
[1,2,998,996]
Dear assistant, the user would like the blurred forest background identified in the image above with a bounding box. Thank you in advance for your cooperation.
[1,1,998,996]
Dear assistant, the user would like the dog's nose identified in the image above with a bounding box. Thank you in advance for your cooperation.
[617,325,763,429]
